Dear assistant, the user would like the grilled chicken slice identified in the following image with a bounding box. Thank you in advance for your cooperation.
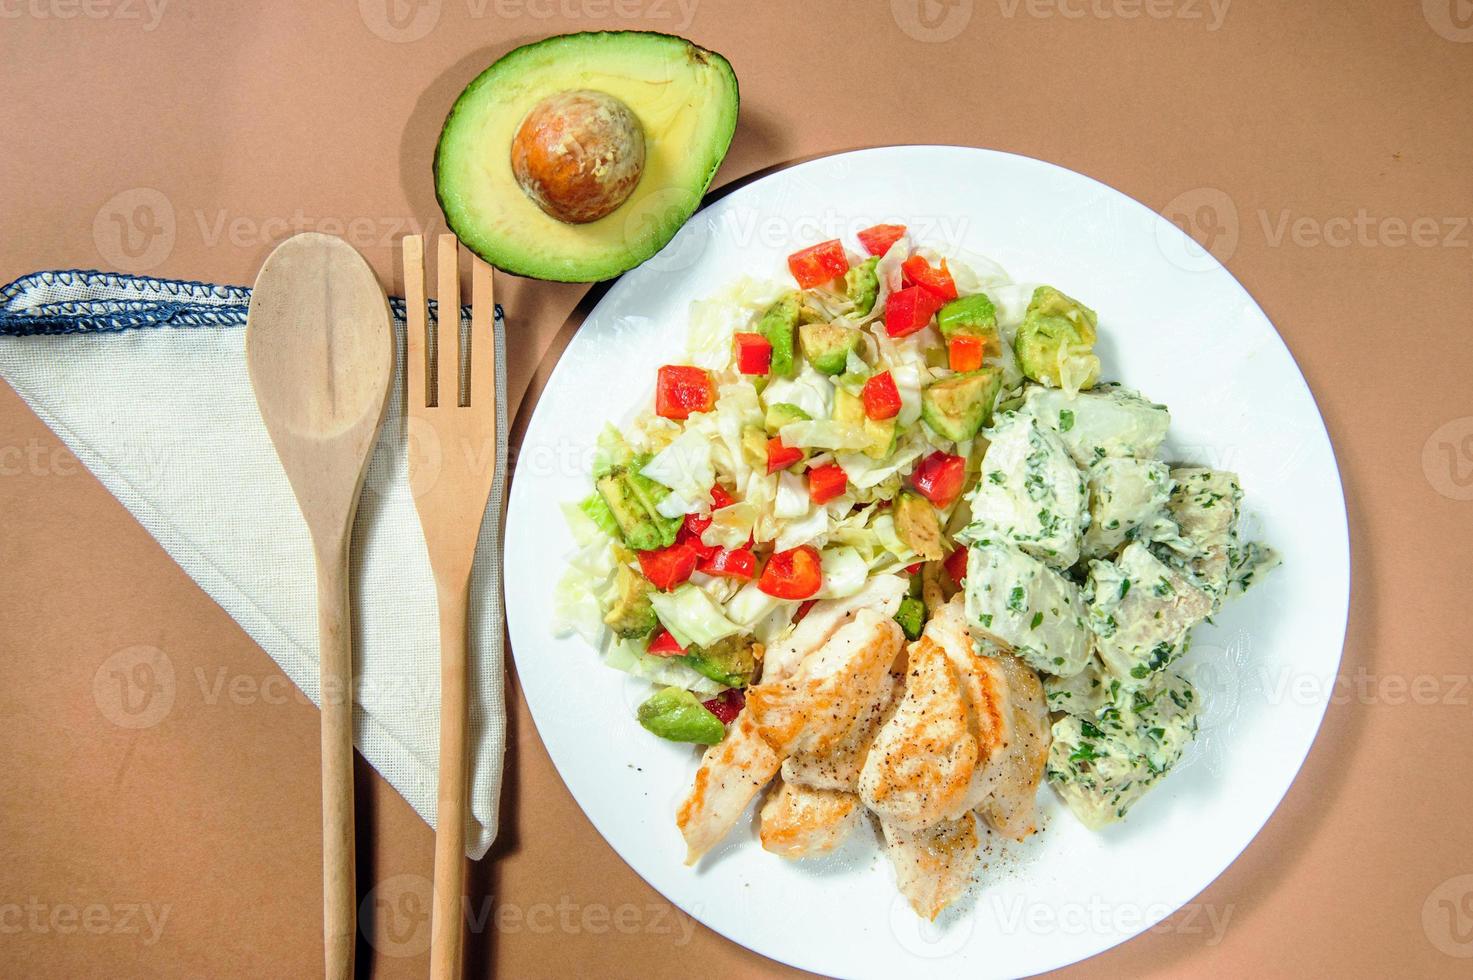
[859,597,1011,832]
[978,648,1051,841]
[762,574,906,682]
[782,659,905,792]
[758,780,862,859]
[882,812,984,920]
[677,608,905,864]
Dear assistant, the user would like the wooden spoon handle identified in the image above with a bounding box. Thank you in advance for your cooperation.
[316,544,357,980]
[430,582,470,979]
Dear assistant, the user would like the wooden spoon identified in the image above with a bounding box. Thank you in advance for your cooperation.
[245,232,394,980]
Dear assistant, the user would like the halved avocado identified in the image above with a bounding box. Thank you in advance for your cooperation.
[434,32,739,282]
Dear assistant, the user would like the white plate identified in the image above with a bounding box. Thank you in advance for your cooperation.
[504,146,1348,978]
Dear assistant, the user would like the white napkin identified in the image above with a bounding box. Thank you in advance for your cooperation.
[0,269,507,859]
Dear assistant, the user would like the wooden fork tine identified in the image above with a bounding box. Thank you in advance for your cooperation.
[403,235,428,412]
[436,234,461,408]
[470,256,495,410]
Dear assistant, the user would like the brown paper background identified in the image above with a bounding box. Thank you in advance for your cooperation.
[2,1,1471,976]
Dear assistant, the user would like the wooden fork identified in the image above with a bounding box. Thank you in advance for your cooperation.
[402,234,498,980]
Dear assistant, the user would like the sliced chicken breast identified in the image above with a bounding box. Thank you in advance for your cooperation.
[758,779,862,859]
[882,812,984,920]
[978,648,1051,841]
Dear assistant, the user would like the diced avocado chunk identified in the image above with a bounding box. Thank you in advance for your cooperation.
[833,389,896,459]
[679,634,757,688]
[895,491,945,561]
[799,322,862,375]
[637,687,725,745]
[936,293,998,340]
[922,367,1002,441]
[758,292,801,378]
[603,564,658,639]
[741,425,769,469]
[1015,285,1100,393]
[894,596,927,640]
[595,467,679,552]
[845,257,879,315]
[764,402,811,434]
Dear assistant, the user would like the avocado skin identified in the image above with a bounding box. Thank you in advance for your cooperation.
[921,368,1002,442]
[799,322,861,376]
[433,31,740,282]
[759,293,801,377]
[637,687,725,745]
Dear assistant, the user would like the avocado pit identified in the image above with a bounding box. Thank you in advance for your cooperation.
[511,89,646,224]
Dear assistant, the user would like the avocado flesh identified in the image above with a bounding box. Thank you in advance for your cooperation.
[759,293,801,378]
[895,492,945,561]
[434,31,739,282]
[845,257,879,315]
[604,564,658,638]
[799,322,861,375]
[832,388,895,459]
[596,463,679,551]
[922,368,1002,442]
[764,402,811,434]
[894,596,927,640]
[936,293,998,340]
[637,687,725,745]
[679,635,757,688]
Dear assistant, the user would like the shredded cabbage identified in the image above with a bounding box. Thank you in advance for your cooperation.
[726,580,790,628]
[686,276,792,370]
[775,471,809,519]
[761,367,833,421]
[604,637,726,696]
[778,419,871,452]
[817,546,868,599]
[640,425,714,515]
[648,584,742,649]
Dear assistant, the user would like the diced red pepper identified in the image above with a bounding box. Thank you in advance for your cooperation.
[912,451,968,509]
[698,547,757,581]
[647,627,686,656]
[637,540,700,591]
[702,688,746,724]
[905,561,923,575]
[655,365,715,420]
[766,436,804,474]
[944,546,968,586]
[948,334,986,373]
[733,332,772,375]
[807,463,848,505]
[794,599,817,622]
[901,256,958,301]
[860,371,902,420]
[758,545,824,600]
[857,223,907,256]
[710,484,735,510]
[682,510,712,540]
[787,239,850,289]
[884,285,944,338]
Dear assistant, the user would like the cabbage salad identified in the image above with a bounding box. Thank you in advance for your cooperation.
[553,222,1276,828]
